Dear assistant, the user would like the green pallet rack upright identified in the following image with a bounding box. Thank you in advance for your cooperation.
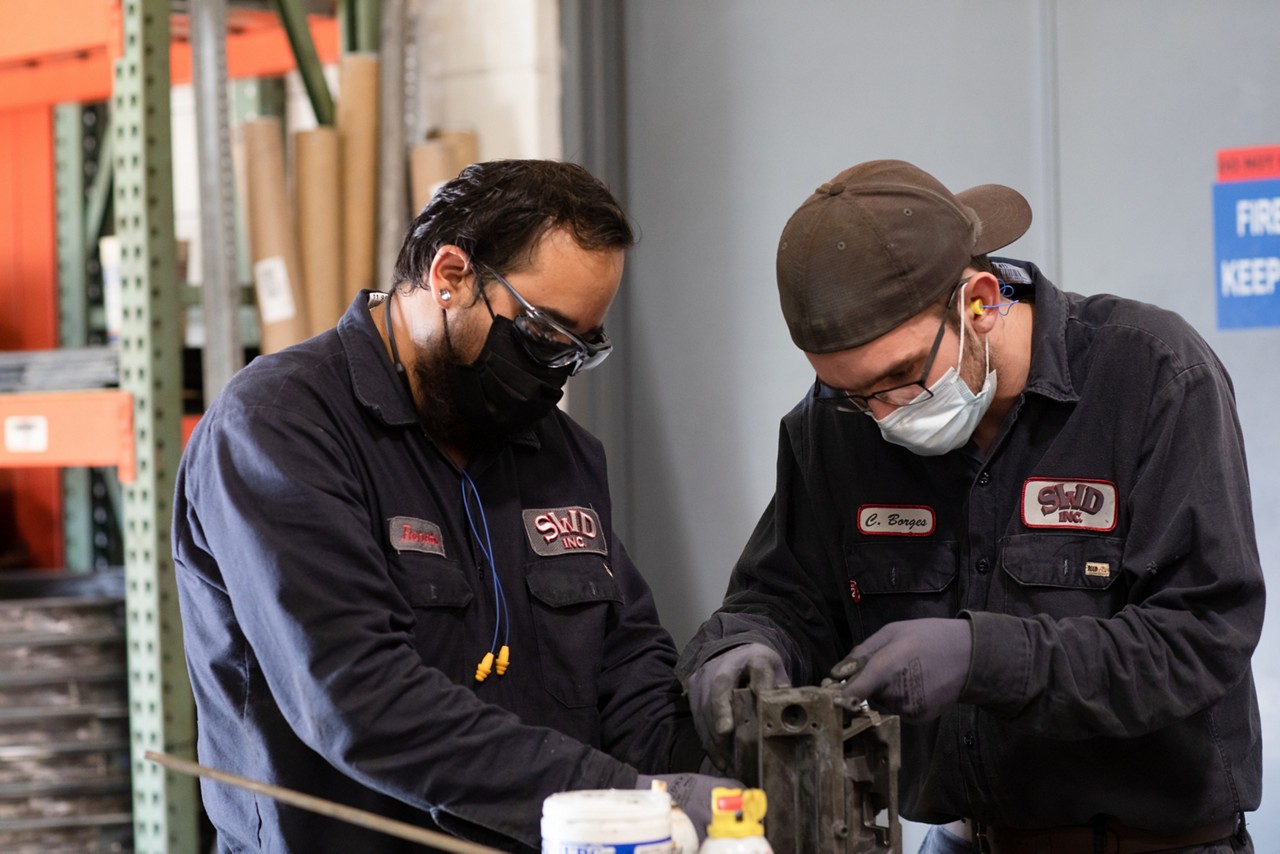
[111,0,199,849]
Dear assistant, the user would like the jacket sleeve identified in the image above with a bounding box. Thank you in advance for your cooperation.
[678,411,854,687]
[962,357,1265,738]
[595,536,705,773]
[178,401,635,850]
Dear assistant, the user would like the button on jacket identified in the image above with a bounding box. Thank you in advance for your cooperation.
[679,260,1263,831]
[174,291,700,852]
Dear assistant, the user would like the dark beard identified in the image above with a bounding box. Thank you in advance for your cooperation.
[409,327,483,455]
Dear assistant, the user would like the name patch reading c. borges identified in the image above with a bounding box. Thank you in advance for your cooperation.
[389,516,446,557]
[857,505,936,536]
[521,506,607,557]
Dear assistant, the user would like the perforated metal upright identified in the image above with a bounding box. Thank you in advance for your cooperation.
[111,0,199,850]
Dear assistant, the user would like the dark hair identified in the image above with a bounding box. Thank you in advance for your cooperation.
[391,160,635,297]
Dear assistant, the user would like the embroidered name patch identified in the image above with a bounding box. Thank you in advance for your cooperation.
[857,505,936,537]
[389,516,446,557]
[1021,479,1118,531]
[522,506,608,557]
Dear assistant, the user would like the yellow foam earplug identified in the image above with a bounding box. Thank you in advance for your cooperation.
[970,298,985,316]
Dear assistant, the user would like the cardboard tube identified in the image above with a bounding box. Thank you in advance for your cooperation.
[241,118,310,354]
[294,127,344,335]
[338,53,380,299]
[429,127,479,175]
[409,139,455,214]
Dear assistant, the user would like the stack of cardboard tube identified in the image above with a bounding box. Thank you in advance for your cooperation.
[240,53,478,354]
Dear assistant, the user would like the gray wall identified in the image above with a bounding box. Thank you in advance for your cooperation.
[603,0,1280,843]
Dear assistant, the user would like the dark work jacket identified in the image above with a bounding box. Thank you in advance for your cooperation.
[679,260,1263,831]
[173,291,701,853]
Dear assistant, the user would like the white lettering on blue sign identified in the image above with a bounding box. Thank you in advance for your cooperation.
[1214,178,1280,329]
[1236,197,1280,236]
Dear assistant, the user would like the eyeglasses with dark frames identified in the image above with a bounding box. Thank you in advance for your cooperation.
[813,278,970,414]
[478,266,613,375]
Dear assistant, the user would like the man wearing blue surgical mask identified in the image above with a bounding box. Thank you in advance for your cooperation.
[679,160,1262,853]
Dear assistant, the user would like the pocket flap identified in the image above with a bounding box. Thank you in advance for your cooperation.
[395,555,474,608]
[1001,534,1124,591]
[847,540,958,594]
[525,558,622,608]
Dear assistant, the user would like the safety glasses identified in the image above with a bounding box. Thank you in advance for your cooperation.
[480,267,613,374]
[813,278,969,414]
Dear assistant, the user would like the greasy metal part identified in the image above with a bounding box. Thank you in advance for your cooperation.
[732,685,901,854]
[146,751,504,854]
[193,0,245,402]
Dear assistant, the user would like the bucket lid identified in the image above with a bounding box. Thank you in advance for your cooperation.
[542,789,672,823]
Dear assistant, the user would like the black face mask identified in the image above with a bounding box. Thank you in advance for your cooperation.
[446,315,572,445]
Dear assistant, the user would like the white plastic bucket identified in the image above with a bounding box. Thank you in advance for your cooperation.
[541,789,675,854]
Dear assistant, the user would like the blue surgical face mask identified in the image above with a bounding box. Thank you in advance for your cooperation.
[874,289,997,456]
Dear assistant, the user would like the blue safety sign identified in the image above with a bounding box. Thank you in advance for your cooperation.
[1214,145,1280,330]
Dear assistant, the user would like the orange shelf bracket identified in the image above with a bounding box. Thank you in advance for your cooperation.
[0,389,135,482]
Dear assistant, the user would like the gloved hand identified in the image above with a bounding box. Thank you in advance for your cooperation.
[636,772,744,843]
[687,643,789,770]
[830,618,972,722]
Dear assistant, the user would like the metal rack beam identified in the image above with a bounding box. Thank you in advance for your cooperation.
[111,0,198,850]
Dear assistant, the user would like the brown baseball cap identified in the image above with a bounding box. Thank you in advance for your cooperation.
[776,160,1032,353]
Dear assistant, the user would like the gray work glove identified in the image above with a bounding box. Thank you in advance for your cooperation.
[636,772,744,843]
[831,618,972,722]
[687,643,789,770]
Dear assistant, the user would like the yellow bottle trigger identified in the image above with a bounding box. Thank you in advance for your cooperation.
[706,787,768,839]
[475,651,495,682]
[495,645,510,675]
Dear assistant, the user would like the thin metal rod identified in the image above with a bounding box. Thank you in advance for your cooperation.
[192,0,244,401]
[145,751,504,853]
[376,0,408,288]
[272,0,336,126]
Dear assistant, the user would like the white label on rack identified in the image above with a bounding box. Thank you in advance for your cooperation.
[253,256,297,324]
[5,415,49,453]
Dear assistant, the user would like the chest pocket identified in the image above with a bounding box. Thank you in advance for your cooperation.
[526,557,622,709]
[846,540,960,636]
[389,554,475,684]
[999,533,1126,619]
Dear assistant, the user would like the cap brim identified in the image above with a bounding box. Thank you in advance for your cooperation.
[956,184,1032,255]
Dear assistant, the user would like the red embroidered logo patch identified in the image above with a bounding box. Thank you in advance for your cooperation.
[1021,479,1118,532]
[389,516,446,557]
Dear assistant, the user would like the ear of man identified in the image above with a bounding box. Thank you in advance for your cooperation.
[427,245,479,310]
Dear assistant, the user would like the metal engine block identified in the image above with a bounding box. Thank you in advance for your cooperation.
[730,684,901,854]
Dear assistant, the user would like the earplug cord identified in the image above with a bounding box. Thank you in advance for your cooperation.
[386,291,512,680]
[461,470,511,680]
[979,281,1020,316]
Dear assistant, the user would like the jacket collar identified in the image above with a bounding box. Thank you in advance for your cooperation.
[337,290,541,449]
[990,258,1080,404]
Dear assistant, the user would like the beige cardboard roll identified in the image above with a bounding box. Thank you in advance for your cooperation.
[338,53,380,299]
[409,140,455,214]
[429,127,479,174]
[294,127,344,335]
[241,118,310,354]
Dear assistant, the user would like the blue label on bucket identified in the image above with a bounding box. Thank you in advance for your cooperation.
[542,837,672,854]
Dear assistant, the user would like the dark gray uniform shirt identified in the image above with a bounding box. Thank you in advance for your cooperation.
[174,292,700,852]
[680,260,1263,831]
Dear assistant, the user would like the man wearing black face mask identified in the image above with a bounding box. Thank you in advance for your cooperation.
[172,160,734,853]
